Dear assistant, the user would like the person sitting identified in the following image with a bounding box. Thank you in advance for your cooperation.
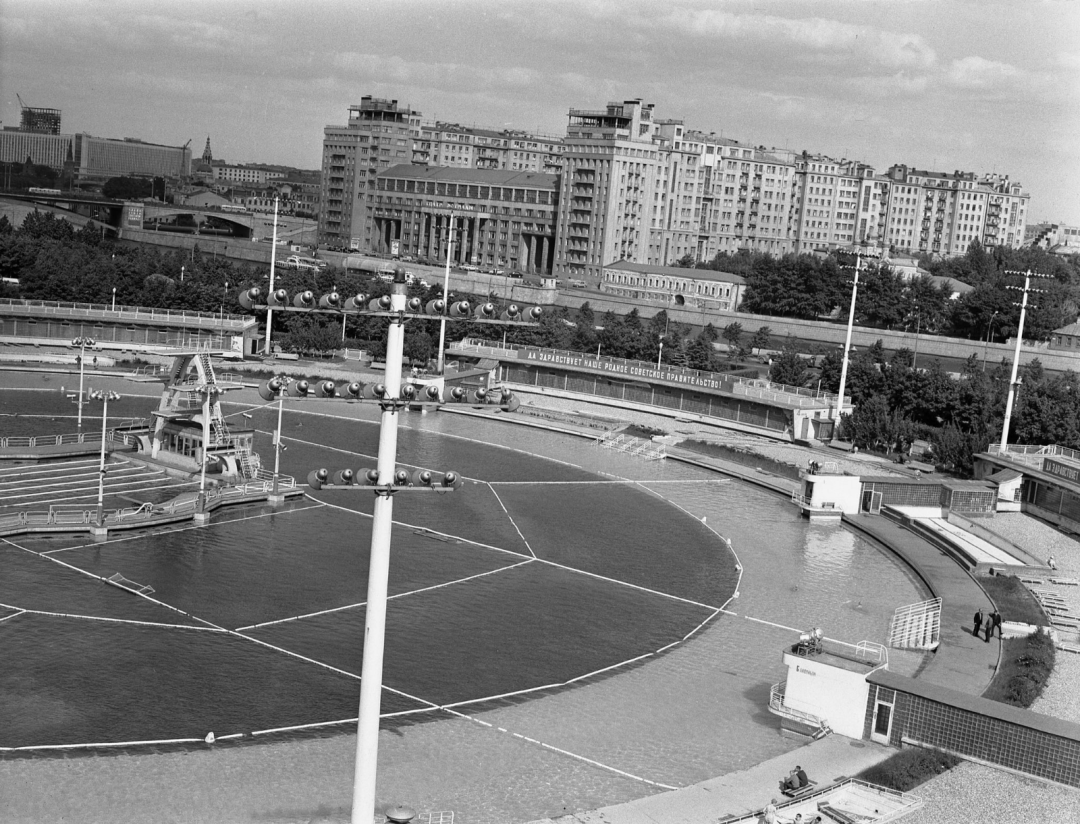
[782,769,800,792]
[795,765,810,788]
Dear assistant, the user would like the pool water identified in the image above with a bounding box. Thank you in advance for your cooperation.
[0,376,929,823]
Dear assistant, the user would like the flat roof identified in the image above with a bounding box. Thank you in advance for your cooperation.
[604,260,746,285]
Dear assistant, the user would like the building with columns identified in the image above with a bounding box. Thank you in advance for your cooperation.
[370,165,559,274]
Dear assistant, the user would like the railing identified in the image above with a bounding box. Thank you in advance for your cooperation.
[1,426,146,451]
[791,492,837,511]
[768,683,831,735]
[0,298,253,328]
[453,338,845,407]
[989,443,1080,463]
[596,432,666,461]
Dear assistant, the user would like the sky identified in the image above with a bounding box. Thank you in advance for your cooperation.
[2,0,1078,223]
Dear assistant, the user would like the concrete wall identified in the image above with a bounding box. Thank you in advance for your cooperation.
[783,651,871,739]
[551,290,1080,374]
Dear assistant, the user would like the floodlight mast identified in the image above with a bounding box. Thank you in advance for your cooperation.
[351,268,408,824]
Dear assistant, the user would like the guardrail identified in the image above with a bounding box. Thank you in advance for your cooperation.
[990,443,1080,462]
[0,298,253,327]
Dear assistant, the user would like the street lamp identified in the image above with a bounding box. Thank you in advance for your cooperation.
[88,389,120,526]
[111,286,117,312]
[71,337,96,429]
[221,281,229,320]
[982,310,1000,372]
[657,336,664,369]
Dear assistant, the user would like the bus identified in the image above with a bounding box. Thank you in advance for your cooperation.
[28,187,62,196]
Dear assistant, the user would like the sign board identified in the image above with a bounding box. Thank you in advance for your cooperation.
[1044,457,1080,485]
[519,348,726,391]
[391,240,401,256]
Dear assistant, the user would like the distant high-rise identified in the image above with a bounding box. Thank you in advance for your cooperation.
[20,106,61,135]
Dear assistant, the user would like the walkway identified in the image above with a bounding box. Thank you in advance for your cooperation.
[531,736,896,824]
[841,515,999,695]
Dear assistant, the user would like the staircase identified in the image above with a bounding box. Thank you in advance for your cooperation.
[888,598,942,650]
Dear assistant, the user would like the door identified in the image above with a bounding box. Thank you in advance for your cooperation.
[870,688,895,744]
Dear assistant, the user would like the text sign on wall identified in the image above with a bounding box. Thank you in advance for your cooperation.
[520,348,724,390]
[1044,457,1080,485]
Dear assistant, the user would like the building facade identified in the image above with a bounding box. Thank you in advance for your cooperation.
[73,135,191,180]
[370,165,558,273]
[601,260,746,312]
[212,165,286,186]
[0,129,75,170]
[319,93,1033,270]
[319,97,422,250]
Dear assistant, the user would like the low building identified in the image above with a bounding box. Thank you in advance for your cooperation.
[1050,319,1080,352]
[600,260,746,311]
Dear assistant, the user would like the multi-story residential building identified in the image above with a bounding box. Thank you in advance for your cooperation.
[789,154,879,253]
[881,165,1029,257]
[413,123,562,173]
[552,99,663,284]
[319,97,422,250]
[370,165,558,272]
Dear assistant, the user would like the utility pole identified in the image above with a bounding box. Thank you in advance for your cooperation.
[999,269,1048,453]
[835,247,881,422]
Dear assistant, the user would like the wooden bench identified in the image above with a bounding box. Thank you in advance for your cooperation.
[780,779,818,798]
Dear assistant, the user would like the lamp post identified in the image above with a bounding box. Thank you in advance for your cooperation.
[88,389,120,526]
[111,287,117,312]
[999,269,1048,452]
[221,281,229,321]
[657,337,664,369]
[982,310,1000,372]
[71,337,95,429]
[910,305,921,371]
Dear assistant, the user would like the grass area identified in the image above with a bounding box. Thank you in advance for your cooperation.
[856,747,961,792]
[979,573,1049,627]
[681,439,802,481]
[623,423,668,439]
[982,630,1057,708]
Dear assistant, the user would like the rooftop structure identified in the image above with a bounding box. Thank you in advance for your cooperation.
[19,105,61,135]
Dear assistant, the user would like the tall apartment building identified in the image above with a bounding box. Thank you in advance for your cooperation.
[882,165,1029,257]
[319,97,421,249]
[413,123,562,173]
[788,154,881,253]
[552,99,663,283]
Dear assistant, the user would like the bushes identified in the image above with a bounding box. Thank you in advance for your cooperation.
[982,630,1056,708]
[856,747,961,792]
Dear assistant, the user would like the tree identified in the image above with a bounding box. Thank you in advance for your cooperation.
[103,176,153,200]
[770,341,809,387]
[750,326,772,353]
[721,322,744,353]
[686,335,715,371]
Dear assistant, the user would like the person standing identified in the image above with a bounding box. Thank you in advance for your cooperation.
[973,609,983,638]
[984,615,993,643]
[992,611,1003,638]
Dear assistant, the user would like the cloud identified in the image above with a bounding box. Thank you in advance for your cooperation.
[945,56,1024,89]
[647,7,937,70]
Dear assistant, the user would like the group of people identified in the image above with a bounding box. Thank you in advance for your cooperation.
[973,608,1003,642]
[763,794,822,824]
[780,765,811,793]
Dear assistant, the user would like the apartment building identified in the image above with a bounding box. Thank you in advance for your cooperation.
[788,154,879,253]
[883,165,1029,257]
[552,99,664,285]
[319,97,422,250]
[212,165,286,186]
[413,123,562,173]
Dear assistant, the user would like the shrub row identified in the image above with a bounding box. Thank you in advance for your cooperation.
[856,747,961,792]
[982,629,1056,708]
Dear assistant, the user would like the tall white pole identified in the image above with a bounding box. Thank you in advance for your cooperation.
[199,388,211,509]
[272,390,283,496]
[835,253,862,422]
[999,271,1033,453]
[76,342,87,429]
[352,269,408,824]
[437,214,455,375]
[96,393,109,525]
[264,197,280,356]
